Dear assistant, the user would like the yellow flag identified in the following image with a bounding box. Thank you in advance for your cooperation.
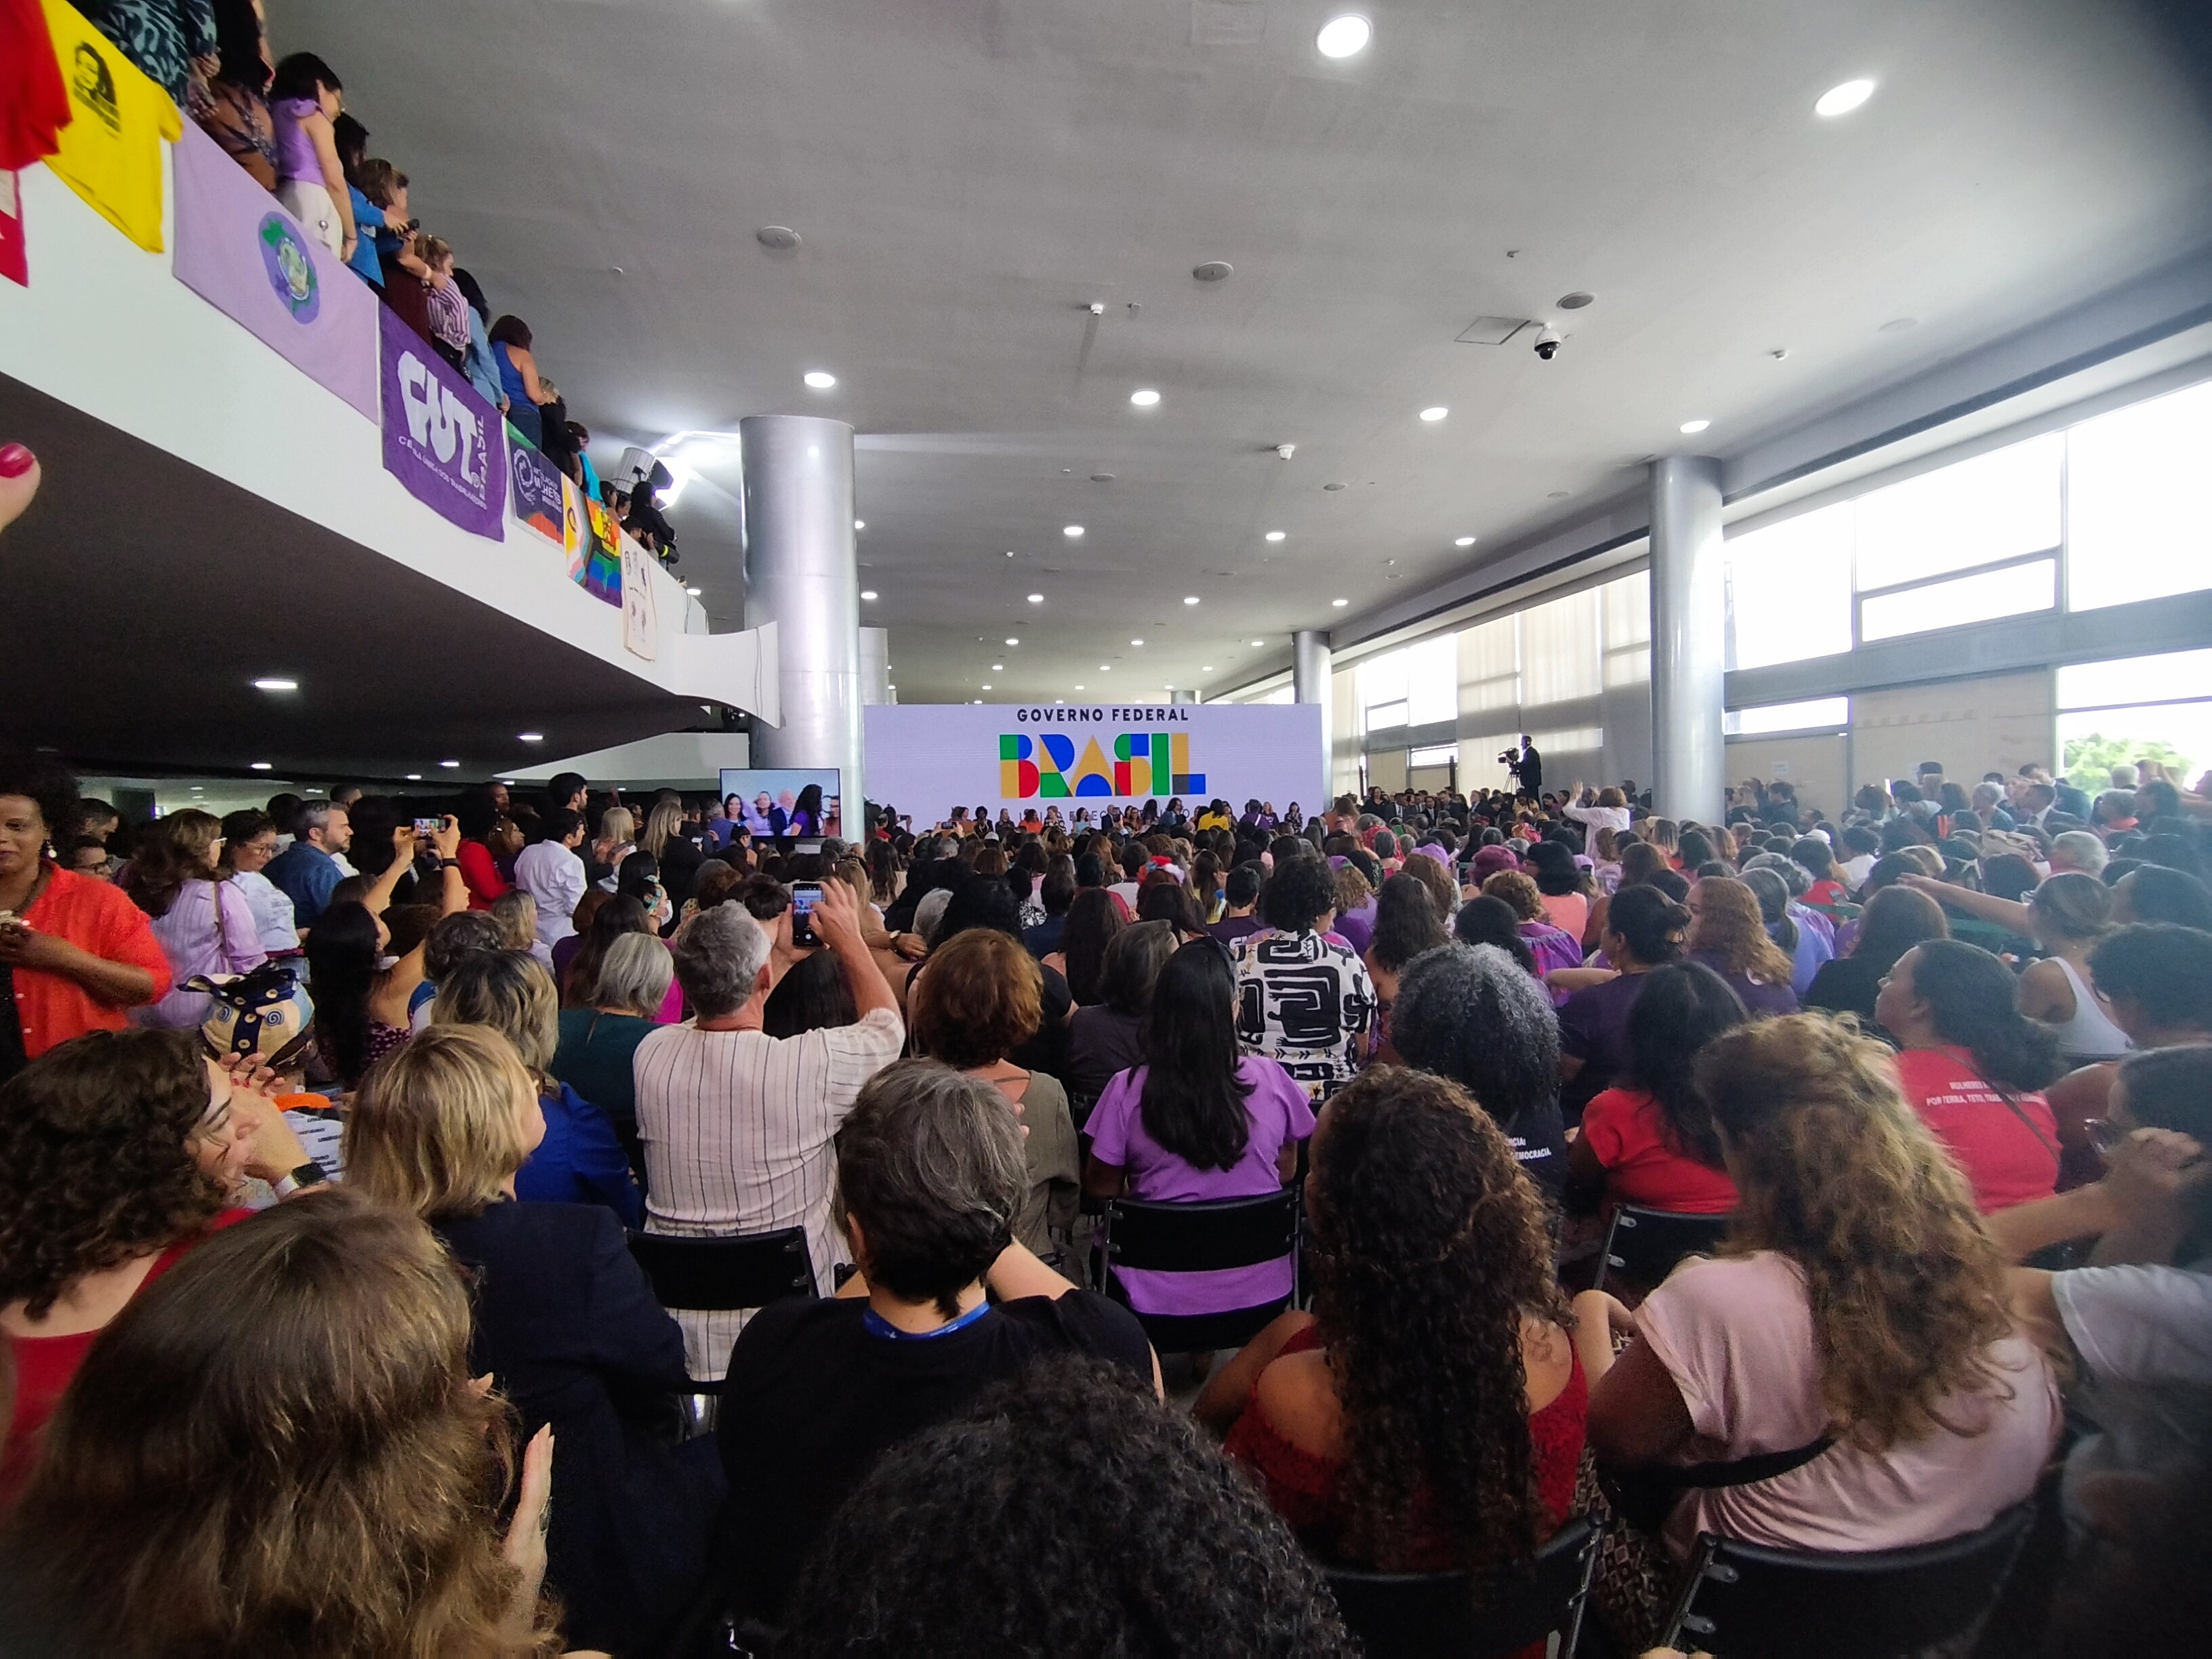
[39,0,182,253]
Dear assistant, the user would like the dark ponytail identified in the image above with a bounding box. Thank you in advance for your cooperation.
[1911,939,2062,1092]
[1607,884,1689,968]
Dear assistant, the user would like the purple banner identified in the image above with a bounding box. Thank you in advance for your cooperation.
[379,306,507,539]
[170,123,379,422]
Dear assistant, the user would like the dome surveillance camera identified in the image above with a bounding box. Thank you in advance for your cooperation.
[1534,325,1563,361]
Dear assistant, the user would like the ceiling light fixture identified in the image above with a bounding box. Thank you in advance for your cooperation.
[1099,665,1111,672]
[249,761,272,771]
[1183,595,1200,605]
[1130,638,1145,647]
[981,684,992,690]
[1454,535,1477,547]
[802,370,837,389]
[1075,684,1085,691]
[853,519,865,530]
[1027,593,1044,603]
[992,663,1004,671]
[685,586,701,596]
[1814,78,1875,118]
[405,773,422,781]
[518,733,544,743]
[861,590,878,600]
[1316,13,1372,58]
[1130,388,1160,407]
[1265,531,1286,542]
[439,760,461,769]
[1202,664,1213,672]
[1251,638,1265,647]
[252,677,297,692]
[1418,406,1448,422]
[1005,636,1019,645]
[1679,419,1711,434]
[1063,525,1084,537]
[1332,598,1349,607]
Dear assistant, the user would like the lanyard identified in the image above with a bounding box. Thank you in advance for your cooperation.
[861,1300,993,1342]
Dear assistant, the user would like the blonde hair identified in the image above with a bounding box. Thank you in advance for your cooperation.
[597,806,636,848]
[638,799,684,860]
[430,953,560,1072]
[411,230,451,268]
[346,1026,537,1221]
[1690,876,1797,986]
[1698,1015,2022,1450]
[487,890,536,951]
[1596,787,1626,808]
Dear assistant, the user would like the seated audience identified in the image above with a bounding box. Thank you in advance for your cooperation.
[1481,869,1583,982]
[1802,884,1949,1033]
[1085,939,1315,1320]
[489,888,550,968]
[1197,1067,1584,1584]
[1579,1014,2058,1560]
[778,1359,1350,1658]
[430,949,639,1229]
[119,806,266,1030]
[1364,871,1447,1010]
[715,1061,1156,1625]
[348,1027,716,1649]
[1386,941,1570,1196]
[1876,939,2063,1211]
[1229,856,1376,1099]
[2014,873,2131,1063]
[2045,924,2212,1168]
[0,756,169,1066]
[1063,918,1176,1117]
[1557,884,1692,1118]
[909,926,1081,1261]
[1569,961,1745,1219]
[1453,891,1541,974]
[0,1189,571,1654]
[1741,861,1832,995]
[549,931,674,1179]
[2112,862,2212,932]
[0,1029,307,1501]
[560,893,681,1023]
[1043,882,1121,999]
[635,882,903,1377]
[760,947,859,1038]
[1686,874,1799,1016]
[1524,838,1591,938]
[1206,859,1267,945]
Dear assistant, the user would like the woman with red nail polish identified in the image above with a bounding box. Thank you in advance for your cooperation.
[0,443,37,536]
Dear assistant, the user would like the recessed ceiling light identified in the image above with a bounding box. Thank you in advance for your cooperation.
[1202,664,1213,672]
[853,519,865,530]
[439,760,460,769]
[1316,13,1372,58]
[685,586,701,596]
[981,684,992,690]
[1556,291,1595,310]
[992,663,1004,671]
[1332,597,1349,607]
[861,590,878,600]
[1064,525,1084,537]
[1099,665,1111,672]
[1679,419,1711,434]
[1251,638,1265,647]
[1130,388,1161,407]
[1264,531,1286,542]
[1454,535,1477,547]
[756,225,800,249]
[190,785,204,792]
[1418,406,1448,422]
[1183,595,1200,605]
[1005,636,1019,645]
[803,370,837,389]
[252,677,297,692]
[1814,78,1875,118]
[249,760,272,771]
[1131,638,1145,647]
[1075,684,1085,691]
[1026,593,1044,603]
[518,733,544,743]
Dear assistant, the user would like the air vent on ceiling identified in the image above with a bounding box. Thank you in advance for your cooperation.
[1456,316,1532,345]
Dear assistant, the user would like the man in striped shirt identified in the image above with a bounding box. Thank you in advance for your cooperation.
[636,880,903,1378]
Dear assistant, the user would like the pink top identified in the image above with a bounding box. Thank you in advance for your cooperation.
[134,878,267,1030]
[1637,1252,2057,1559]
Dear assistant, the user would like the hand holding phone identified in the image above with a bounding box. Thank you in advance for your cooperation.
[790,881,823,948]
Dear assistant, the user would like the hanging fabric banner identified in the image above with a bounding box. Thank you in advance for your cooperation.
[377,306,506,539]
[0,171,25,287]
[170,123,378,420]
[620,531,660,661]
[38,0,179,253]
[508,428,579,554]
[575,493,623,606]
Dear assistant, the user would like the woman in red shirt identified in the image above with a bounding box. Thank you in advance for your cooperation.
[1568,960,1744,1221]
[0,1028,310,1502]
[1875,939,2064,1212]
[452,791,510,912]
[1196,1067,1584,1614]
[0,759,169,1075]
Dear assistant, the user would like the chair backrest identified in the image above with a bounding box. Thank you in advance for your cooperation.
[1593,1204,1732,1293]
[1103,1187,1300,1274]
[627,1227,817,1313]
[1325,1515,1603,1659]
[1663,1502,2035,1658]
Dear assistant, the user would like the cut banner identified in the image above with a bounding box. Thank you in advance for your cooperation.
[378,306,506,538]
[171,122,378,421]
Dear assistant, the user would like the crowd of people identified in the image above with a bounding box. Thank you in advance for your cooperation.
[0,738,2207,1656]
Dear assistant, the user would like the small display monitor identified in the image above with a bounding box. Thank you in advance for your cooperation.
[716,769,841,840]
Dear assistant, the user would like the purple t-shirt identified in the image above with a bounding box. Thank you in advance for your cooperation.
[1557,970,1652,1120]
[1088,1055,1316,1318]
[1334,901,1377,957]
[1692,951,1801,1018]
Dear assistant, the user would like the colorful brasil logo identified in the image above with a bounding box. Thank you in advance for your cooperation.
[1000,731,1205,798]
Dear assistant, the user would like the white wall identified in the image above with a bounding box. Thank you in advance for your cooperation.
[1852,671,2053,795]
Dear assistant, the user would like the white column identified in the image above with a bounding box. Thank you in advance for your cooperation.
[1293,628,1334,804]
[859,626,892,705]
[1648,455,1727,823]
[741,415,862,800]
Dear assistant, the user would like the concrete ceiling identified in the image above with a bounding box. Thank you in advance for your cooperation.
[270,0,2212,705]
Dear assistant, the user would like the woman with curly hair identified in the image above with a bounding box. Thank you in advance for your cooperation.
[1875,939,2064,1212]
[1687,874,1799,1016]
[119,806,268,1031]
[0,1028,309,1502]
[1579,1014,2058,1559]
[1197,1068,1584,1598]
[0,1188,571,1657]
[1481,869,1582,986]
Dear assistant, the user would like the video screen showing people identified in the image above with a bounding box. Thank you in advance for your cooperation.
[716,769,840,840]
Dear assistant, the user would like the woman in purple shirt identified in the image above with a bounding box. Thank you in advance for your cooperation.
[1557,885,1692,1122]
[1084,939,1314,1321]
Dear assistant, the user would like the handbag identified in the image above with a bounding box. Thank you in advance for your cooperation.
[193,958,316,1067]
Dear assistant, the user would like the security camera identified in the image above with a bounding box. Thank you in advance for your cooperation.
[1275,443,1296,459]
[1533,325,1563,361]
[1087,302,1105,316]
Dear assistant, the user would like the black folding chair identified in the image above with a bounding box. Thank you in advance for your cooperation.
[1591,1204,1732,1294]
[1660,1501,2036,1657]
[1325,1514,1604,1659]
[1099,1188,1300,1353]
[626,1227,817,1398]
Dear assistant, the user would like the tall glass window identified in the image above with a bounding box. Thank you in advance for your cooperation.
[2066,379,2212,612]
